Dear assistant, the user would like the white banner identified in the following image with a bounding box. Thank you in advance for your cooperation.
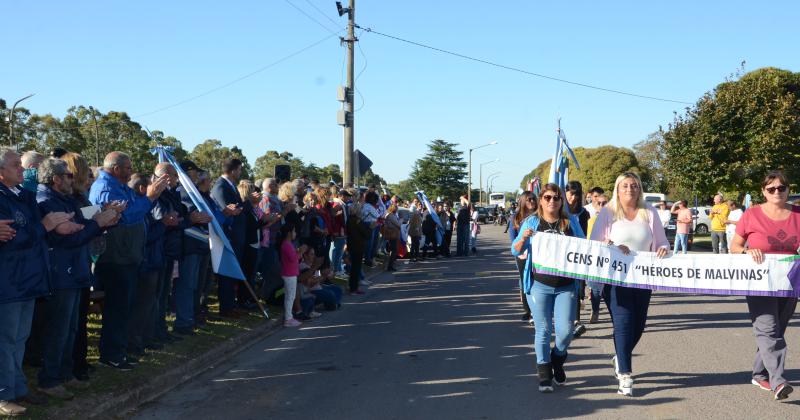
[530,233,800,297]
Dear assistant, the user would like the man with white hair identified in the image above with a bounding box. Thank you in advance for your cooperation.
[0,148,79,416]
[709,193,730,254]
[20,151,44,192]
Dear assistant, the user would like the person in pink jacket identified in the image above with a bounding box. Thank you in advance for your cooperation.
[589,172,669,397]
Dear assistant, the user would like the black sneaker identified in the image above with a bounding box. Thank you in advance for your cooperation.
[573,323,587,338]
[537,363,554,393]
[521,313,531,322]
[294,312,311,321]
[99,359,134,371]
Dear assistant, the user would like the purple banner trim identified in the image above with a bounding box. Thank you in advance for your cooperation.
[534,266,800,298]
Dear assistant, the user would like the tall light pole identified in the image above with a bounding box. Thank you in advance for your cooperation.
[336,0,356,186]
[7,93,35,147]
[467,140,497,203]
[486,171,502,195]
[479,158,499,204]
[88,106,101,166]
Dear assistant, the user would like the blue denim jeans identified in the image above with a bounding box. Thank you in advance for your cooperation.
[588,281,603,313]
[674,233,689,254]
[176,254,201,329]
[364,227,379,264]
[311,284,343,311]
[330,237,346,272]
[528,281,577,364]
[38,288,81,388]
[0,299,34,400]
[603,285,652,374]
[97,263,138,363]
[155,259,177,340]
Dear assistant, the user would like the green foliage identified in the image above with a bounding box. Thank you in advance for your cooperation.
[388,179,418,202]
[408,139,467,202]
[189,140,252,180]
[663,67,800,198]
[520,146,649,193]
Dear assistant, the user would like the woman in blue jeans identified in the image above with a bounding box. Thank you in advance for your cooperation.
[590,172,669,397]
[512,183,585,393]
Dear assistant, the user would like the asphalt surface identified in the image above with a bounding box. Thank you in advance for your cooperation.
[132,225,800,419]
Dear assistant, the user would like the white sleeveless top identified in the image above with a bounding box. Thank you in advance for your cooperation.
[608,217,653,252]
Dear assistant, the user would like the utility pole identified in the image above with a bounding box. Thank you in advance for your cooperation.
[336,0,356,186]
[89,106,100,166]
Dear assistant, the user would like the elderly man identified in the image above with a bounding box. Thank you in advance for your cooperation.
[152,162,212,336]
[0,148,78,416]
[89,152,168,371]
[35,158,118,400]
[20,151,45,192]
[709,193,730,254]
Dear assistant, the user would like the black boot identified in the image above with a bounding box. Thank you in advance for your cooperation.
[551,349,568,386]
[537,363,553,393]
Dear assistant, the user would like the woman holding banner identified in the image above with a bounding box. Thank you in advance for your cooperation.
[590,172,669,397]
[512,183,585,393]
[730,170,798,401]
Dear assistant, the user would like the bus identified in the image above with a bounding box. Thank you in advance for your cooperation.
[488,193,505,207]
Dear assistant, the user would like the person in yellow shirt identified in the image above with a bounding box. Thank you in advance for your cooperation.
[709,193,730,253]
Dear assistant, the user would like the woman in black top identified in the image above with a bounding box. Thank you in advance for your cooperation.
[565,180,590,337]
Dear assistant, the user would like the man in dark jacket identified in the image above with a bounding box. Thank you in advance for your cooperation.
[89,152,168,371]
[0,148,79,416]
[35,158,118,399]
[210,159,245,317]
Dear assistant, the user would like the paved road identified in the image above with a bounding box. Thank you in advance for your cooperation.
[133,225,800,419]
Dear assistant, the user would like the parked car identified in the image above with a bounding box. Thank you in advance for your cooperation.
[665,213,693,251]
[692,206,712,235]
[474,206,494,224]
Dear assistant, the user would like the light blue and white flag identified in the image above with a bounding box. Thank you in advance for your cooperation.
[415,190,444,244]
[153,145,245,280]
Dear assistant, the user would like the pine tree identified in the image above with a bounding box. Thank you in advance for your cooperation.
[409,139,467,201]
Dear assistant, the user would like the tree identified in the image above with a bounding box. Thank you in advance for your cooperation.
[359,169,387,189]
[520,146,648,194]
[633,131,668,193]
[189,139,252,180]
[389,179,418,201]
[663,67,800,198]
[408,139,467,202]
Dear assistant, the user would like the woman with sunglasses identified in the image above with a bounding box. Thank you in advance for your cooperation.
[730,171,798,401]
[512,183,585,393]
[509,191,537,322]
[590,172,669,397]
[565,181,591,338]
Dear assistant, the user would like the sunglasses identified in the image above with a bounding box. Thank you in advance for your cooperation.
[541,195,561,202]
[765,185,788,194]
[526,197,536,202]
[597,201,608,206]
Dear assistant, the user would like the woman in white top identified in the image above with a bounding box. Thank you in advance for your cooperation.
[589,172,669,397]
[470,204,480,255]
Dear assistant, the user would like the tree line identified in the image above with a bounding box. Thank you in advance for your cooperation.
[0,102,387,185]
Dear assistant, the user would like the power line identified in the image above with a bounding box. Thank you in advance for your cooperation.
[302,0,343,29]
[282,0,339,35]
[355,25,692,105]
[133,31,343,119]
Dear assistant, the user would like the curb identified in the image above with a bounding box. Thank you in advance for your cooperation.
[48,266,389,419]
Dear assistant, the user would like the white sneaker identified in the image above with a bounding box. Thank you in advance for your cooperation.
[309,311,323,318]
[612,356,621,379]
[284,318,302,327]
[618,374,634,396]
[360,280,372,286]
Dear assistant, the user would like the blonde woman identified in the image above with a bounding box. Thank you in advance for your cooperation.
[590,172,669,397]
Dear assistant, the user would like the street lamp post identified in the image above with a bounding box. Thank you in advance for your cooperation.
[468,140,497,203]
[479,158,499,205]
[486,171,501,196]
[7,93,35,147]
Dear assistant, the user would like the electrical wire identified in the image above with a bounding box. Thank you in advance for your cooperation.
[302,0,344,29]
[355,25,692,105]
[354,29,368,112]
[282,0,339,35]
[133,31,343,119]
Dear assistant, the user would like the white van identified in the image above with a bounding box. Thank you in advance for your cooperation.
[643,193,668,205]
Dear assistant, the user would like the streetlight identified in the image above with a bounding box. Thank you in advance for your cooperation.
[468,140,497,202]
[478,158,499,204]
[7,93,35,147]
[486,171,502,195]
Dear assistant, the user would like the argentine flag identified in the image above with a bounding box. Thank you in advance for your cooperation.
[416,190,444,244]
[154,146,245,280]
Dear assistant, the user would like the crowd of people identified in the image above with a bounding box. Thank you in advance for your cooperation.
[509,171,797,401]
[0,146,490,416]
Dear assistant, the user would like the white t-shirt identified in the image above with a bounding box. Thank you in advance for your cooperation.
[608,217,654,252]
[585,204,598,218]
[657,209,671,227]
[726,208,743,236]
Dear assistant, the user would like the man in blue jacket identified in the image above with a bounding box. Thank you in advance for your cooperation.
[89,152,168,371]
[35,158,119,400]
[0,148,80,417]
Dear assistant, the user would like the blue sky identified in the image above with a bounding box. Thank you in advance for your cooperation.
[3,1,799,192]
